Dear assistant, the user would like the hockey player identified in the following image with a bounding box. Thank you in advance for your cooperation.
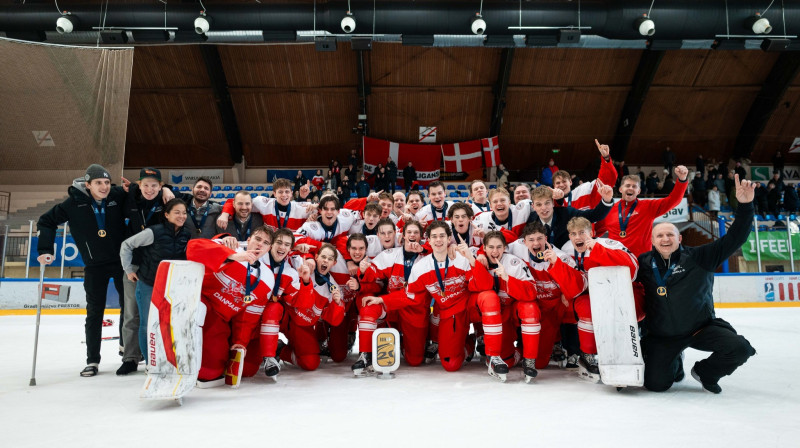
[414,181,456,228]
[594,165,689,256]
[552,139,618,210]
[447,202,484,247]
[405,190,425,217]
[185,226,276,385]
[217,178,316,232]
[349,202,383,236]
[468,180,491,214]
[506,222,587,371]
[278,243,345,371]
[481,231,540,382]
[294,195,357,256]
[405,221,508,380]
[527,183,614,248]
[241,228,304,380]
[358,221,428,376]
[473,187,531,236]
[558,217,640,382]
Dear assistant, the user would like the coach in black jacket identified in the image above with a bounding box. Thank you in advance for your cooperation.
[637,174,756,394]
[37,164,127,377]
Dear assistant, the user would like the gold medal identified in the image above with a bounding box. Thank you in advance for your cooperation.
[98,230,107,238]
[196,228,202,234]
[243,294,253,303]
[657,286,667,296]
[271,295,279,302]
[440,290,446,298]
[329,284,339,294]
[536,251,544,259]
[619,230,627,238]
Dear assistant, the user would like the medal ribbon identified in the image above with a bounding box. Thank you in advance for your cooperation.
[618,200,638,236]
[573,250,586,272]
[244,261,261,302]
[189,203,209,232]
[432,203,449,222]
[651,258,676,294]
[433,256,450,297]
[234,215,253,242]
[90,199,107,234]
[277,202,291,229]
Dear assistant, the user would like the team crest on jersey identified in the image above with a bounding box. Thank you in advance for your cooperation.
[214,271,245,297]
[307,222,320,232]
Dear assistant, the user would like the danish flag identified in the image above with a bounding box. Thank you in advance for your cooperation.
[441,139,483,173]
[482,136,501,167]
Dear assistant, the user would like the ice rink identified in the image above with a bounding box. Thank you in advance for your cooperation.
[2,307,798,448]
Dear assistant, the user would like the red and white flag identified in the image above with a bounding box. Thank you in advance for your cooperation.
[441,139,483,173]
[482,136,502,167]
[362,136,441,187]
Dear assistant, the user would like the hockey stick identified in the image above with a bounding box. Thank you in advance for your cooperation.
[81,336,120,344]
[29,260,49,386]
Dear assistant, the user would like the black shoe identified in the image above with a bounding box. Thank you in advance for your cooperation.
[351,352,374,377]
[263,357,281,378]
[80,364,99,377]
[691,366,722,394]
[674,351,686,382]
[475,335,485,358]
[424,342,438,364]
[116,361,138,376]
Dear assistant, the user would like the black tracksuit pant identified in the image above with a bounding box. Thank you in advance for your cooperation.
[642,318,756,392]
[83,262,125,365]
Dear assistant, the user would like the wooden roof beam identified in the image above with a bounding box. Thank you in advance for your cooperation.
[199,45,243,165]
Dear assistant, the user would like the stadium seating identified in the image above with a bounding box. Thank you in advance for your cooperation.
[223,186,232,191]
[255,186,264,191]
[245,186,254,191]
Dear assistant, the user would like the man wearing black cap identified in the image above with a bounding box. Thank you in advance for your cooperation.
[37,164,128,377]
[117,167,173,375]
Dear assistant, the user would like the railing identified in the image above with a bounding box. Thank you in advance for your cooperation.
[689,206,720,240]
[0,191,9,220]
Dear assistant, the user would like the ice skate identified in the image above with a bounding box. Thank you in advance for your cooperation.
[551,341,566,368]
[691,366,722,394]
[475,335,485,360]
[424,341,438,364]
[565,353,579,371]
[351,352,374,377]
[319,339,331,363]
[464,334,476,363]
[487,355,508,382]
[523,358,538,384]
[263,357,281,380]
[578,353,601,383]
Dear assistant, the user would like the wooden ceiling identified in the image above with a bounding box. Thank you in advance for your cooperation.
[121,41,800,171]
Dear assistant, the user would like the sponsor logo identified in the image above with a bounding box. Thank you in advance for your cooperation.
[376,332,397,367]
[149,332,157,366]
[630,325,639,358]
[765,283,775,302]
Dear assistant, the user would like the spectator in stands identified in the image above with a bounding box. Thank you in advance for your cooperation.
[660,174,675,196]
[772,171,786,194]
[348,149,360,174]
[734,161,747,180]
[118,198,191,375]
[637,166,646,190]
[330,160,342,190]
[696,154,705,178]
[386,156,398,194]
[403,161,417,192]
[374,166,389,192]
[646,171,660,198]
[541,158,558,187]
[714,173,728,207]
[37,164,128,377]
[496,163,509,190]
[752,182,767,217]
[296,182,314,203]
[218,191,264,241]
[767,182,781,216]
[325,170,335,192]
[784,184,799,214]
[513,183,531,204]
[336,186,348,206]
[773,150,785,174]
[177,177,221,239]
[662,146,676,173]
[311,169,325,195]
[692,171,707,209]
[344,164,357,189]
[340,176,352,200]
[293,170,307,193]
[707,185,720,219]
[356,175,371,198]
[727,171,738,211]
[615,161,629,188]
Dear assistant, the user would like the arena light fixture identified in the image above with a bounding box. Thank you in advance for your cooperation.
[471,13,487,35]
[56,14,76,34]
[341,11,356,33]
[746,13,772,35]
[194,12,211,35]
[634,14,655,37]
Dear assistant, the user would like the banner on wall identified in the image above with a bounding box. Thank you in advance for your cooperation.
[362,137,441,187]
[742,231,799,261]
[169,169,224,185]
[611,198,689,224]
[713,273,800,303]
[751,166,800,182]
[0,279,120,310]
[27,236,84,267]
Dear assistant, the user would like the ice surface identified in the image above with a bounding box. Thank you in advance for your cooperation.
[2,308,799,448]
